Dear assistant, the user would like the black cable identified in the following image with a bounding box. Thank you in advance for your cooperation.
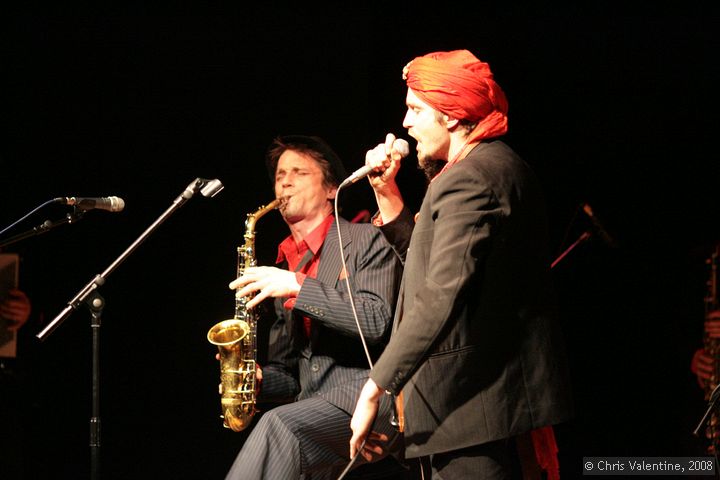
[0,198,61,238]
[336,438,367,480]
[333,186,376,479]
[333,188,374,369]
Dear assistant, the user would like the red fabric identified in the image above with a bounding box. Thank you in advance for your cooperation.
[255,363,263,396]
[276,214,334,337]
[404,50,510,180]
[530,425,560,480]
[350,209,371,223]
[404,49,508,141]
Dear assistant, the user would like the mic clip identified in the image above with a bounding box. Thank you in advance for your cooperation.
[199,178,224,198]
[181,178,224,200]
[66,209,86,223]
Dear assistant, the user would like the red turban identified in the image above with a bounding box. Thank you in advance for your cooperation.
[404,50,509,142]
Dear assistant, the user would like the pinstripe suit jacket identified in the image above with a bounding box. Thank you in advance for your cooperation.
[371,140,574,458]
[259,216,403,414]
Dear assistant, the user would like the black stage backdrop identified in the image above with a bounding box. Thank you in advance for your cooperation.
[2,5,719,479]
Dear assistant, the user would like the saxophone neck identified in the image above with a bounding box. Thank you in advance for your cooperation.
[244,198,282,237]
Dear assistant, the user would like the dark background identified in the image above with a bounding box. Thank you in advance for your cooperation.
[2,5,719,479]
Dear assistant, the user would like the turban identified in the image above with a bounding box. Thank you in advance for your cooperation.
[404,50,509,142]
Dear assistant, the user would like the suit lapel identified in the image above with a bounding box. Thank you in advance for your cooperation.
[296,217,350,353]
[316,217,351,287]
[392,277,405,334]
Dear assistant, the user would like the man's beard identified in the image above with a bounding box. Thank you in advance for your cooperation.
[418,155,446,181]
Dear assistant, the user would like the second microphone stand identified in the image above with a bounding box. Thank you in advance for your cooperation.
[36,178,223,480]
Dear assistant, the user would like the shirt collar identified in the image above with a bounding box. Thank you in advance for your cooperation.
[276,213,335,264]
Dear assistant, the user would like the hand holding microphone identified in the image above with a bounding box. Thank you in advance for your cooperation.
[340,134,410,187]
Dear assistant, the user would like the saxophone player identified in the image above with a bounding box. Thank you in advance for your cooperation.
[224,135,404,479]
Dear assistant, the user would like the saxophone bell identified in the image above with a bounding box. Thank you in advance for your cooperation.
[208,319,255,432]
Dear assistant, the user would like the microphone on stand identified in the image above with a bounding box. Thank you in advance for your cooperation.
[55,196,126,212]
[340,139,410,187]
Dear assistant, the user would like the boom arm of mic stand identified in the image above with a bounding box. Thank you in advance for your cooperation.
[0,211,85,249]
[551,231,592,270]
[37,178,208,341]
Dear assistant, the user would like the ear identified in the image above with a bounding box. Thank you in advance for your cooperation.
[327,186,338,201]
[444,114,460,130]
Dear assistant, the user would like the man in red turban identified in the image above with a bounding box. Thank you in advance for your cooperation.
[350,50,573,479]
[404,50,508,142]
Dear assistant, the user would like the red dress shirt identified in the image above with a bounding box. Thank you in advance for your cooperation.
[275,214,334,337]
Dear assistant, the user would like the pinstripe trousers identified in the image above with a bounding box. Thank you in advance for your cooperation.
[225,395,396,480]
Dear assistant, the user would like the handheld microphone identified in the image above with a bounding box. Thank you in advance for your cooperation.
[340,139,410,187]
[56,196,126,212]
[581,203,617,248]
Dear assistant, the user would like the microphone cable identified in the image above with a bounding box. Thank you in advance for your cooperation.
[333,188,375,371]
[332,185,374,480]
[0,197,62,239]
[332,148,413,480]
[336,437,368,480]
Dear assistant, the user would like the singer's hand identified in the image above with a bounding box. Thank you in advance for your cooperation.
[229,266,301,309]
[350,378,386,462]
[365,133,407,224]
[365,133,405,192]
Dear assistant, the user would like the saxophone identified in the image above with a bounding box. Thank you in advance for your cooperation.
[703,244,720,453]
[207,199,280,432]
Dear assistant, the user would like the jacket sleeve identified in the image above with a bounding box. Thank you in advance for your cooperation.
[377,206,415,264]
[293,226,401,344]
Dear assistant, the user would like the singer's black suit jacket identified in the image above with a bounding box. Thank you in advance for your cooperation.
[371,140,574,458]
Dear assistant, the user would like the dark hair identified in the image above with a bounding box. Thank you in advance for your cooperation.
[458,119,479,134]
[265,135,347,189]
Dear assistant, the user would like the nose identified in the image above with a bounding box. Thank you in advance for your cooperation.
[402,110,413,129]
[279,172,295,188]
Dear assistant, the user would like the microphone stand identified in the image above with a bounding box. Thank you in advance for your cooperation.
[551,230,592,269]
[36,178,223,480]
[0,211,85,249]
